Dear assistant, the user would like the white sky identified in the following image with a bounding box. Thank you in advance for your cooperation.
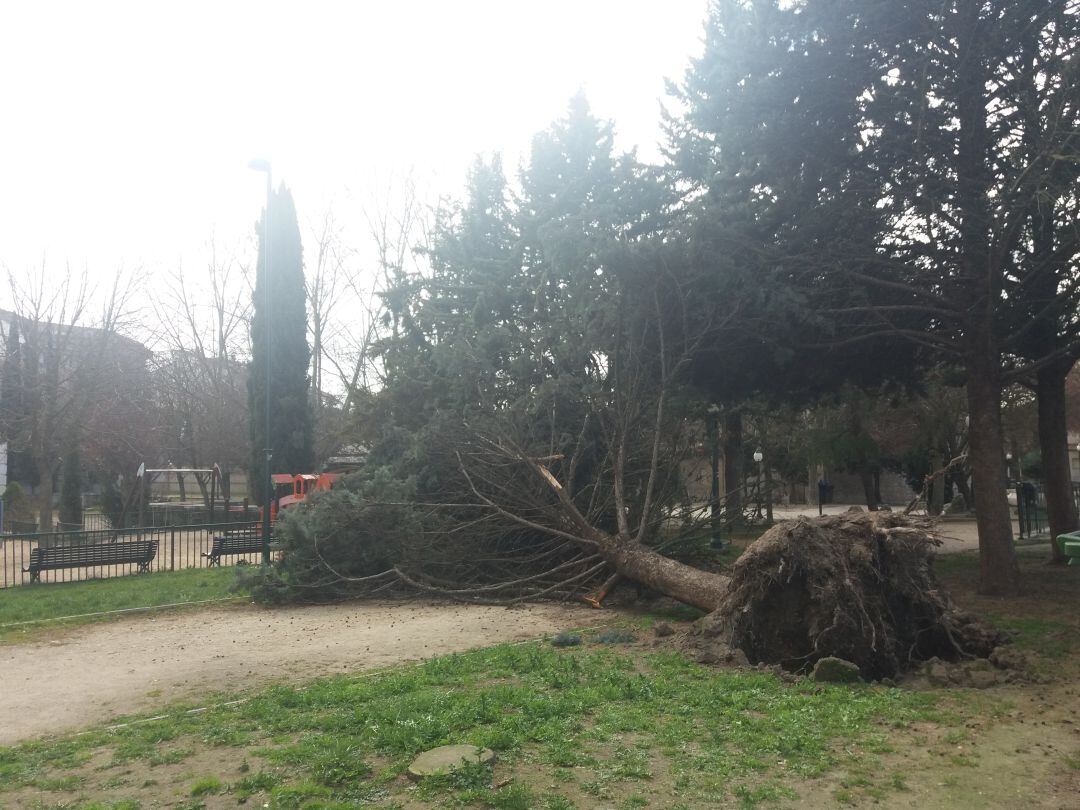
[0,1,708,308]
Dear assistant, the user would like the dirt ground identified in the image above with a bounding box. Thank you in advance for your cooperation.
[846,563,1080,809]
[0,600,603,746]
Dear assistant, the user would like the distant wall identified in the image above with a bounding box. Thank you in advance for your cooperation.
[827,471,914,507]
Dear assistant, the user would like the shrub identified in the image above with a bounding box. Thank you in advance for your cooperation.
[2,481,33,526]
[242,467,422,604]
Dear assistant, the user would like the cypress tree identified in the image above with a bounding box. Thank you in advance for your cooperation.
[248,185,313,502]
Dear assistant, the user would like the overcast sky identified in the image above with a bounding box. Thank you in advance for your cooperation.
[0,1,709,306]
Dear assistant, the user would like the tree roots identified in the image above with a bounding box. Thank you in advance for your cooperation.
[698,512,1002,680]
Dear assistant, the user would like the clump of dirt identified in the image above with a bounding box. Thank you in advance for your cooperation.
[696,512,1003,680]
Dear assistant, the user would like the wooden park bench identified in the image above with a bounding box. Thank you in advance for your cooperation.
[203,528,270,566]
[1057,531,1080,566]
[24,540,158,582]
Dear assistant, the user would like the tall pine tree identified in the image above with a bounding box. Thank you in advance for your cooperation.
[249,185,314,501]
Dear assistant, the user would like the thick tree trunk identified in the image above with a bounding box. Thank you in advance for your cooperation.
[951,469,971,509]
[928,450,945,516]
[949,6,1018,596]
[859,467,878,511]
[722,410,743,523]
[37,474,54,532]
[1036,360,1079,564]
[966,360,1020,595]
[603,536,729,612]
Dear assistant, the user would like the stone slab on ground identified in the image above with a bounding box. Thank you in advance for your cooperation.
[407,744,495,780]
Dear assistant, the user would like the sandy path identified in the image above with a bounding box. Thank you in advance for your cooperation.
[0,600,602,746]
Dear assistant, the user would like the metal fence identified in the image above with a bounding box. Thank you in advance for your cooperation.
[1015,481,1080,540]
[1015,482,1046,539]
[0,519,261,588]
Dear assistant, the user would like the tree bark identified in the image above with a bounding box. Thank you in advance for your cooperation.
[965,358,1020,595]
[1036,360,1079,564]
[602,536,729,612]
[37,473,54,532]
[859,466,878,511]
[951,469,971,509]
[928,450,945,516]
[951,7,1019,596]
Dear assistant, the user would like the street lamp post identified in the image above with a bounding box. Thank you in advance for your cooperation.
[249,158,273,567]
[753,448,764,522]
[1005,451,1013,484]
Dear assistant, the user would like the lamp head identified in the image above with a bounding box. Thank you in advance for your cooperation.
[753,449,764,463]
[248,158,272,173]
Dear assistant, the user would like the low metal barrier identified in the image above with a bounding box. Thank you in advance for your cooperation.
[1015,482,1046,539]
[0,520,262,588]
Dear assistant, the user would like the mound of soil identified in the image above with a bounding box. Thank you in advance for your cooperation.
[697,512,1002,680]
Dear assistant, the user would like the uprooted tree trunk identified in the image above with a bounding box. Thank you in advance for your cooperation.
[596,533,728,612]
[451,434,1000,679]
[694,512,1002,679]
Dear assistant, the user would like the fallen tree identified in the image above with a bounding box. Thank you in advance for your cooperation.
[258,254,1001,678]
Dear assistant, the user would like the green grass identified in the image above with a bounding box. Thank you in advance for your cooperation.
[0,638,951,808]
[933,549,1078,660]
[986,616,1078,659]
[0,567,245,641]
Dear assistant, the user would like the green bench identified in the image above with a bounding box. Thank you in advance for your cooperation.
[1057,531,1080,566]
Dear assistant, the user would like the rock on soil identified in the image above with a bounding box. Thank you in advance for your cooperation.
[812,656,861,683]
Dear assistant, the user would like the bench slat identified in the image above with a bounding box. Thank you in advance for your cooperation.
[25,540,158,580]
[203,532,269,565]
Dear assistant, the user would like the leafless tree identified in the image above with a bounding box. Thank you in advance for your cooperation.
[149,239,251,500]
[1,266,141,528]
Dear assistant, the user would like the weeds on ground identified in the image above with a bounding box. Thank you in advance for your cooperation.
[594,629,637,644]
[550,632,582,647]
[0,641,949,807]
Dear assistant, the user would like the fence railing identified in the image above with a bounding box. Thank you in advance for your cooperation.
[1015,482,1046,539]
[0,520,262,588]
[1014,481,1080,540]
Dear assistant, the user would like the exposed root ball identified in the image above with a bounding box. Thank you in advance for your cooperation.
[701,512,1001,680]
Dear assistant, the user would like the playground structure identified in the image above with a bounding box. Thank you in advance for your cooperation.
[130,465,341,527]
[268,472,340,522]
[128,464,255,528]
